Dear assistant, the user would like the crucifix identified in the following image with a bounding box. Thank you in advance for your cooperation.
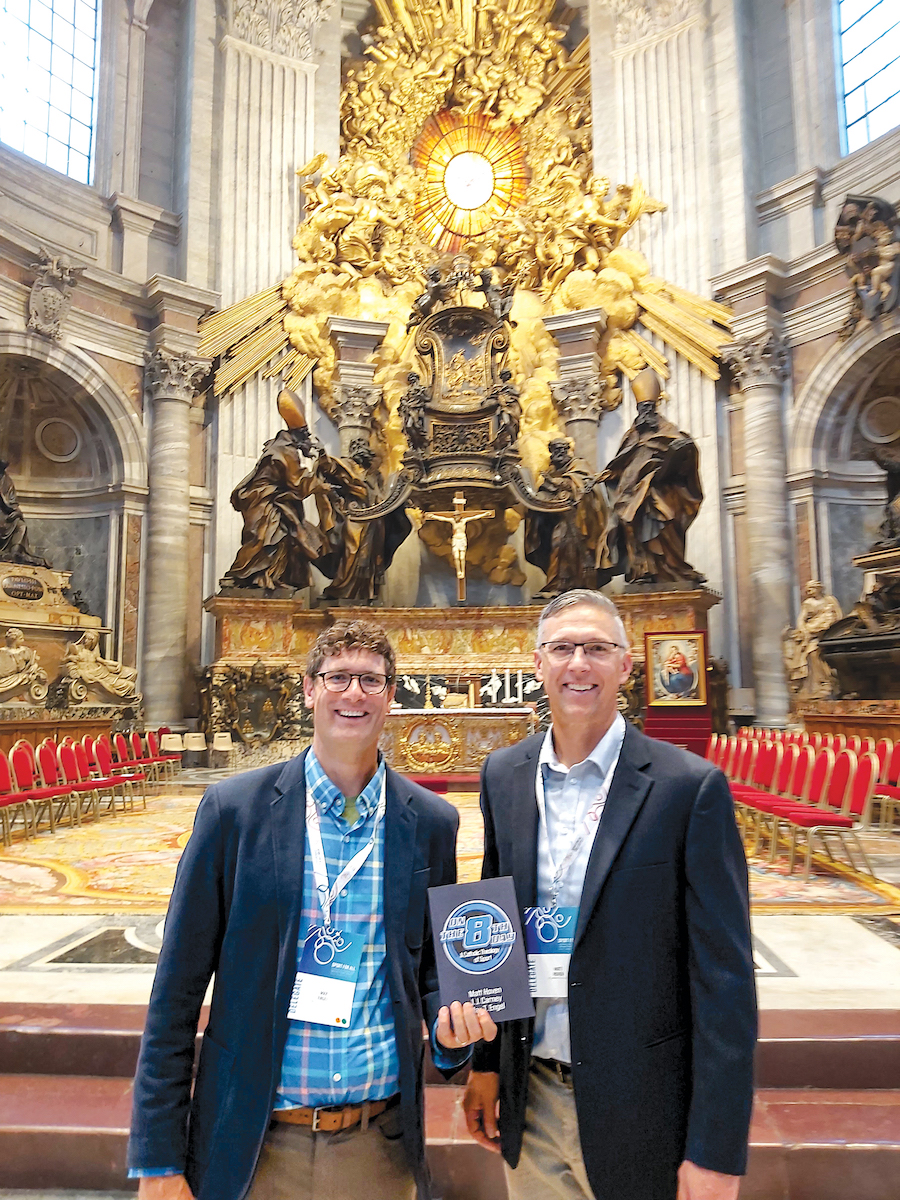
[423,491,494,603]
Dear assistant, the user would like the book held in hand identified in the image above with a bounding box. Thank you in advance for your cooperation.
[428,876,535,1022]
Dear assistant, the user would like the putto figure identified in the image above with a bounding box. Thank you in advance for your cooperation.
[834,194,900,331]
[596,369,705,587]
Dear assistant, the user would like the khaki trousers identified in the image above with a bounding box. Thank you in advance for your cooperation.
[504,1060,596,1200]
[245,1104,416,1200]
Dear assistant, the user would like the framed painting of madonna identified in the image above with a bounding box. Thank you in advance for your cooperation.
[645,631,708,707]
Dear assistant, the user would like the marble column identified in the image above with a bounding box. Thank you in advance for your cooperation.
[544,308,608,469]
[724,331,792,727]
[328,317,389,454]
[142,348,209,725]
[333,385,380,456]
[549,376,607,470]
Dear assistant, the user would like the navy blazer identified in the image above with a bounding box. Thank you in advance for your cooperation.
[128,751,459,1200]
[472,723,757,1200]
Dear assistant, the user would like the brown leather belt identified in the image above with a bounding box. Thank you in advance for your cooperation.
[272,1096,394,1133]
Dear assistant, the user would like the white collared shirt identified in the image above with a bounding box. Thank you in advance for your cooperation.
[531,713,626,1064]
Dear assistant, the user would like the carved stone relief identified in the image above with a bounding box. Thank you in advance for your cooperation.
[228,0,333,59]
[596,0,702,46]
[27,249,86,340]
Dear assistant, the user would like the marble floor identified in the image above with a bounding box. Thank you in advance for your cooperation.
[0,778,897,1200]
[0,909,896,1009]
[0,768,897,1008]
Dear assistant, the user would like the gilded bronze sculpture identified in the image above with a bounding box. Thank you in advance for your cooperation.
[524,439,604,595]
[422,492,494,603]
[596,369,705,587]
[220,403,328,593]
[320,439,413,603]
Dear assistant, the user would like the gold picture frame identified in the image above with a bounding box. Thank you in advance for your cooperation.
[645,631,708,707]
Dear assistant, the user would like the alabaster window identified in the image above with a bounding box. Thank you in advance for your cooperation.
[0,0,99,183]
[838,0,900,152]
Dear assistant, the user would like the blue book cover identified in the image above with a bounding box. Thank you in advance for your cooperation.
[428,876,535,1022]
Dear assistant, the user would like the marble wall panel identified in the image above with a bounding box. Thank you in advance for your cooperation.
[121,513,142,667]
[794,500,812,594]
[27,514,111,624]
[827,501,883,614]
[732,509,753,686]
[185,521,205,717]
[139,0,182,212]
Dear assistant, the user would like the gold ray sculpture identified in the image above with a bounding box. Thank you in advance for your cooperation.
[200,0,732,444]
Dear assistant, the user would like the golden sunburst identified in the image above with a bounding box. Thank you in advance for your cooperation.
[412,110,528,251]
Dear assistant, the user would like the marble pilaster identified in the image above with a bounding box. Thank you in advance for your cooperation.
[142,348,209,724]
[212,4,324,584]
[591,0,731,652]
[724,330,792,726]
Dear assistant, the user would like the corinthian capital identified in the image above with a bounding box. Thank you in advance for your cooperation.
[550,376,606,423]
[597,0,702,46]
[723,331,789,390]
[335,384,380,427]
[144,349,210,403]
[228,0,333,60]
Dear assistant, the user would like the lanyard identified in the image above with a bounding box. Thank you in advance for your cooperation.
[305,772,386,930]
[535,731,623,907]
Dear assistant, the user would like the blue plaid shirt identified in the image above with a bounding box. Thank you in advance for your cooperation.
[275,749,399,1107]
[131,749,466,1176]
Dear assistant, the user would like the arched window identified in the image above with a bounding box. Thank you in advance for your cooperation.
[0,0,99,183]
[838,1,900,153]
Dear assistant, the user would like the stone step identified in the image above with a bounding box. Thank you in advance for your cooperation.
[3,1004,899,1089]
[743,1088,900,1200]
[1,1078,899,1199]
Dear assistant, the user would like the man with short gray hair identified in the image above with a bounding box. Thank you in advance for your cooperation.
[464,589,756,1200]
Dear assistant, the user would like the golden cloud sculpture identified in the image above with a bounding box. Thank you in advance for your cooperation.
[200,0,732,442]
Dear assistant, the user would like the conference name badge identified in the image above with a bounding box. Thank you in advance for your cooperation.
[523,906,577,998]
[287,925,364,1027]
[428,877,534,1022]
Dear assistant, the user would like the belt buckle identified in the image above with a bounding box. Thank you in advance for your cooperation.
[311,1107,323,1133]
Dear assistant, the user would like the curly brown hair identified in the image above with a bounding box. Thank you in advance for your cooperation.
[305,619,396,681]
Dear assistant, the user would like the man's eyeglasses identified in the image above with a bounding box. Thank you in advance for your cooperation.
[539,640,625,662]
[316,670,392,695]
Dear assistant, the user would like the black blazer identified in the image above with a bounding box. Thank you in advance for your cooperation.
[128,751,459,1200]
[472,723,757,1200]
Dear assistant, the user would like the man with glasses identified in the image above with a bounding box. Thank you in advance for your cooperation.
[463,590,756,1200]
[129,619,495,1200]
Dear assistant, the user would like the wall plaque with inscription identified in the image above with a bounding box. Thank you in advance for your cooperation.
[2,575,45,601]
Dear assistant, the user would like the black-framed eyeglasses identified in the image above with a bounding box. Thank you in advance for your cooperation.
[539,640,625,662]
[316,670,392,695]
